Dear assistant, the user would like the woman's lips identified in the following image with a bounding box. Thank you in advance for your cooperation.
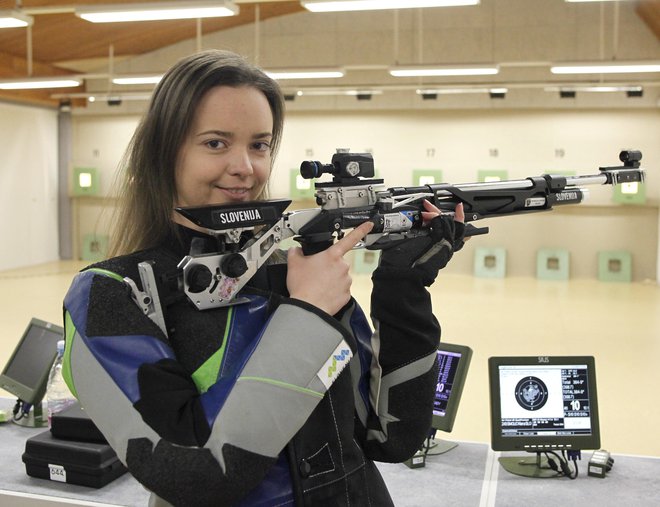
[216,186,252,201]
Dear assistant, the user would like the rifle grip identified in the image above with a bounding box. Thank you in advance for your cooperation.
[465,224,489,237]
[296,233,335,255]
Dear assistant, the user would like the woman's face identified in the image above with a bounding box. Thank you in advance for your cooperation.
[174,85,273,221]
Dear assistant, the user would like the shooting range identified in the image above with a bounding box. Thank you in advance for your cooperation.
[0,1,659,505]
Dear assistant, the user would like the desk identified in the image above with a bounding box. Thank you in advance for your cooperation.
[0,398,149,507]
[377,439,660,507]
[2,401,659,506]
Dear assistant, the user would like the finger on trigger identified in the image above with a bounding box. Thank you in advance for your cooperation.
[334,221,374,255]
[454,202,465,223]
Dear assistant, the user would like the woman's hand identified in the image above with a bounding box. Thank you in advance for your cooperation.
[287,221,374,315]
[421,199,465,227]
[377,200,466,286]
[422,199,468,249]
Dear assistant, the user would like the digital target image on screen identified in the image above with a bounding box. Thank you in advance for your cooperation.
[499,365,591,437]
[488,356,600,453]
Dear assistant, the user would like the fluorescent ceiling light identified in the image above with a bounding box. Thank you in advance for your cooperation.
[0,10,34,28]
[265,69,345,80]
[0,78,82,90]
[302,0,479,12]
[88,93,154,102]
[545,85,643,93]
[76,1,239,23]
[112,75,163,85]
[551,62,660,74]
[345,90,383,96]
[416,87,507,95]
[390,65,499,77]
[296,89,383,96]
[575,86,640,92]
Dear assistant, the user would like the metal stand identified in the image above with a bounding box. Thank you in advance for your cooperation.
[498,453,560,478]
[429,438,459,455]
[11,401,47,428]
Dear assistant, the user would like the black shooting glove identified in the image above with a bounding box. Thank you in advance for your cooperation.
[377,214,465,286]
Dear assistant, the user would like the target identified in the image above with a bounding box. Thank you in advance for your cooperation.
[514,376,549,411]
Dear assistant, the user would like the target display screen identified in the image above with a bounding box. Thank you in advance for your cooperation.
[0,318,63,405]
[488,356,600,452]
[433,350,462,418]
[431,343,472,433]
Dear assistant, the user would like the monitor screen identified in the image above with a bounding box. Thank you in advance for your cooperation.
[431,342,472,433]
[488,356,600,453]
[0,318,63,405]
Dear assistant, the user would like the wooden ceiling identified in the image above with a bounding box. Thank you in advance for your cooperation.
[638,0,660,37]
[0,0,658,108]
[0,0,304,106]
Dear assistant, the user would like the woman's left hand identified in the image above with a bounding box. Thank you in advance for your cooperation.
[377,199,466,286]
[421,199,464,227]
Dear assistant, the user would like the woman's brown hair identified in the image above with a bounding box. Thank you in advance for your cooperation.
[109,50,285,256]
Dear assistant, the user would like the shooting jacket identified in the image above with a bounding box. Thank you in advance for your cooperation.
[62,226,441,507]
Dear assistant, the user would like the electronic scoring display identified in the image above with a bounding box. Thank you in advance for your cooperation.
[431,343,472,433]
[489,356,600,453]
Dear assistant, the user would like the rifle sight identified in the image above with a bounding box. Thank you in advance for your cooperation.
[619,150,642,167]
[300,151,375,182]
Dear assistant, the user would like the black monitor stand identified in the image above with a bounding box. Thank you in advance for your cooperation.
[499,453,561,478]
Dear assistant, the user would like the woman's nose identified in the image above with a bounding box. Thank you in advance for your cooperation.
[227,148,254,177]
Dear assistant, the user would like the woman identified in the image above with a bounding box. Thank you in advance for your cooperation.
[62,50,465,506]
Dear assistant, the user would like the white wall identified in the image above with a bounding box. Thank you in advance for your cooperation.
[276,109,660,281]
[70,108,659,281]
[274,109,660,202]
[0,102,59,271]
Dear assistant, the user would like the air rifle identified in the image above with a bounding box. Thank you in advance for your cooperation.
[128,150,644,322]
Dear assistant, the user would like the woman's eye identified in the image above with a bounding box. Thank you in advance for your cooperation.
[205,139,225,149]
[253,141,271,152]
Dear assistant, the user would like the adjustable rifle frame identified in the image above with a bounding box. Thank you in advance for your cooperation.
[127,149,645,332]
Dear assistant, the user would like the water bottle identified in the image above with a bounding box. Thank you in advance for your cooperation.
[46,340,76,425]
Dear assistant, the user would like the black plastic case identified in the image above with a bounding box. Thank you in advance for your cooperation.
[22,430,126,488]
[50,402,107,443]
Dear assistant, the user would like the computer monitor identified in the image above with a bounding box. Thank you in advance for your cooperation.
[429,342,472,454]
[0,318,63,426]
[488,355,600,478]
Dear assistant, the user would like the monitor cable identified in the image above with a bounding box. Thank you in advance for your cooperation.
[543,450,579,479]
[422,430,435,456]
[11,398,32,422]
[422,429,449,457]
[565,450,581,479]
